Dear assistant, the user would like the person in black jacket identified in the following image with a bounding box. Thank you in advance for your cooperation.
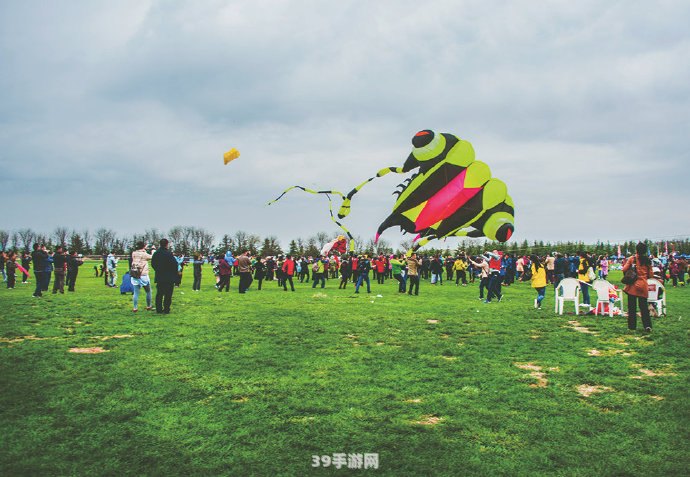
[52,246,67,294]
[66,251,84,292]
[31,243,47,297]
[151,238,178,314]
[21,252,31,283]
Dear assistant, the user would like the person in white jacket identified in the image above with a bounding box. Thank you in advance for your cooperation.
[130,242,153,312]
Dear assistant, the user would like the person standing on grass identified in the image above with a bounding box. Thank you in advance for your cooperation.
[391,254,407,293]
[237,251,253,293]
[311,255,326,289]
[469,255,490,300]
[338,255,351,289]
[350,254,358,285]
[107,252,118,288]
[375,255,386,284]
[445,255,454,282]
[484,251,504,303]
[282,254,296,292]
[192,254,203,291]
[217,254,233,292]
[254,257,266,290]
[151,239,178,314]
[406,253,422,295]
[355,255,372,294]
[554,252,567,289]
[0,251,6,282]
[41,246,54,292]
[131,242,153,312]
[599,255,609,280]
[21,252,31,283]
[31,243,46,297]
[5,251,17,289]
[430,256,443,285]
[544,253,555,285]
[66,250,84,292]
[530,254,547,309]
[453,254,468,286]
[52,245,67,294]
[577,251,592,308]
[623,242,654,332]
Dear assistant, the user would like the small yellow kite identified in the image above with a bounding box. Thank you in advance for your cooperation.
[223,148,240,165]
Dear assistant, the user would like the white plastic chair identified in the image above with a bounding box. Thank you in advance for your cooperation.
[555,278,580,315]
[647,278,667,316]
[592,279,623,317]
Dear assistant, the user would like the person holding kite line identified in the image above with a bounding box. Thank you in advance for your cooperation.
[130,242,153,312]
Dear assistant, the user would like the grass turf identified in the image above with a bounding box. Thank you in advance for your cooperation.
[1,263,688,476]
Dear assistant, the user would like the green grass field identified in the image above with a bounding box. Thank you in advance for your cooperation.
[1,262,688,476]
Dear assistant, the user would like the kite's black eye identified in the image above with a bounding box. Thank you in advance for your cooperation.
[412,130,434,148]
[496,223,514,243]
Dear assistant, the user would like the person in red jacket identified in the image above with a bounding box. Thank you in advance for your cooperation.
[282,255,296,292]
[375,254,386,284]
[623,242,654,332]
[217,256,233,292]
[350,254,359,285]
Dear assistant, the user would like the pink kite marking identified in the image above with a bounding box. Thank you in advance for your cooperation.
[415,169,481,231]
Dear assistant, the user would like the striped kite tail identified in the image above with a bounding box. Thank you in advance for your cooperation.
[267,185,355,252]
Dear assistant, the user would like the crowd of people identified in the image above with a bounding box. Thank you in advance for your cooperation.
[2,239,685,332]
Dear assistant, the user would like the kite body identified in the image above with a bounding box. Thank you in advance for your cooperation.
[268,130,514,253]
[321,235,348,256]
[224,148,240,165]
[341,130,514,251]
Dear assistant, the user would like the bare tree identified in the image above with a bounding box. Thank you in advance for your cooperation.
[82,229,92,254]
[398,239,413,254]
[145,228,162,245]
[0,230,9,251]
[198,229,215,254]
[35,233,50,248]
[94,228,116,254]
[315,231,330,248]
[10,231,19,250]
[53,227,69,247]
[168,226,184,251]
[17,228,36,250]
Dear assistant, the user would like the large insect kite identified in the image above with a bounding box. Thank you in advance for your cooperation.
[268,130,515,253]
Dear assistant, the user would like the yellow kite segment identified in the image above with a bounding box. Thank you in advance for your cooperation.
[223,148,240,165]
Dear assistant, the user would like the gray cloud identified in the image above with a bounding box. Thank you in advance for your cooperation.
[1,0,689,247]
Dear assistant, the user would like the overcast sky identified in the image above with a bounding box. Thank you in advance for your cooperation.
[1,0,689,249]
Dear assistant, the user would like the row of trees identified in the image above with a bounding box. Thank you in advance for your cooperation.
[0,227,688,258]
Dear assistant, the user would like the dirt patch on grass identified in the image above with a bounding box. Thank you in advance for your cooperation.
[514,362,553,388]
[404,398,422,403]
[413,415,443,426]
[630,366,677,379]
[577,384,614,397]
[565,321,598,335]
[99,334,134,341]
[69,347,109,354]
[588,348,634,357]
[0,335,58,343]
[426,319,439,324]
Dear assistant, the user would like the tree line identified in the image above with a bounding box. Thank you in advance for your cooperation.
[0,227,687,258]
